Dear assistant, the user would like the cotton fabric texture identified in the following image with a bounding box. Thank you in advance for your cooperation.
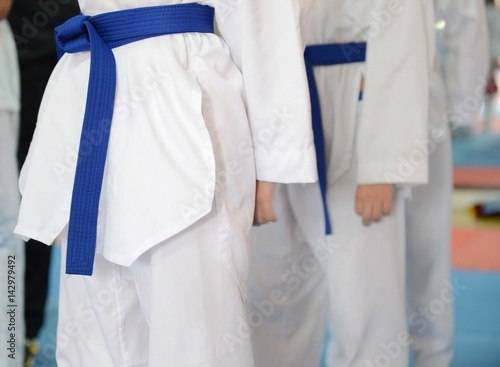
[0,19,25,367]
[15,1,317,366]
[15,0,318,268]
[406,1,488,366]
[248,0,435,366]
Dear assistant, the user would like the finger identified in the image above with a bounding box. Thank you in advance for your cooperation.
[262,200,277,223]
[253,208,262,226]
[362,202,372,226]
[355,195,364,216]
[371,200,383,222]
[254,201,276,225]
[253,202,265,225]
[382,195,393,216]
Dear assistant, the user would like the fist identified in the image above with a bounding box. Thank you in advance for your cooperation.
[355,184,395,226]
[254,181,277,225]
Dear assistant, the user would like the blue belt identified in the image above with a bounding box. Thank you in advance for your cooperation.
[55,4,215,276]
[304,42,367,234]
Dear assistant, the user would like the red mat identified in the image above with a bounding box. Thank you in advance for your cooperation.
[454,167,500,189]
[452,227,500,271]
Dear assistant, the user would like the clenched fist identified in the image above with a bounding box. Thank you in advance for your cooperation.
[355,184,395,226]
[254,181,277,225]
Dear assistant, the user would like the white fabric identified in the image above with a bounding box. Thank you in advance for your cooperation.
[57,200,254,367]
[249,143,409,367]
[432,0,489,128]
[306,0,434,185]
[0,20,24,367]
[248,1,435,366]
[486,3,500,68]
[405,1,488,366]
[406,134,453,367]
[249,96,417,367]
[15,0,318,267]
[0,111,25,367]
[0,21,20,112]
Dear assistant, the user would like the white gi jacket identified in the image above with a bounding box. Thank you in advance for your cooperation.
[0,20,19,113]
[15,0,317,267]
[306,0,434,185]
[431,0,489,130]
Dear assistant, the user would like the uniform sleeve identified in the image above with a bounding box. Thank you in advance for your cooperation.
[210,0,318,183]
[439,0,489,126]
[356,0,434,185]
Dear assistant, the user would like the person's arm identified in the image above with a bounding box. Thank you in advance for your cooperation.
[0,0,13,20]
[209,0,318,225]
[355,0,435,225]
[438,0,489,126]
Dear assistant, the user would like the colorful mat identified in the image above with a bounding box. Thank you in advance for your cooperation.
[454,167,500,189]
[452,133,500,168]
[452,227,500,272]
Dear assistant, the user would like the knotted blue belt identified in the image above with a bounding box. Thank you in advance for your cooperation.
[55,4,215,276]
[304,42,367,234]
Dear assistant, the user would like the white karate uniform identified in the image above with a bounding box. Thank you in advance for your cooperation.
[247,1,434,366]
[14,0,318,366]
[0,19,25,367]
[406,1,488,366]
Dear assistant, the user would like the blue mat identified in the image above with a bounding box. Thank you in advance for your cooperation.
[320,271,500,367]
[453,132,500,167]
[33,247,60,367]
[36,250,500,367]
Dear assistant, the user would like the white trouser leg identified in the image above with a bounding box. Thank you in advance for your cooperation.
[249,160,409,367]
[323,164,408,367]
[248,184,329,367]
[57,202,254,367]
[0,111,25,367]
[406,135,454,367]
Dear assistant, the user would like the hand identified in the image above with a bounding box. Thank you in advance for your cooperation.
[254,181,277,225]
[0,0,13,20]
[355,184,395,226]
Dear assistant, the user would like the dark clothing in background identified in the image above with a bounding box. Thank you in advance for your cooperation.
[8,0,79,62]
[8,0,80,340]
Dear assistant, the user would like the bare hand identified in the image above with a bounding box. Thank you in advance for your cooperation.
[254,181,277,225]
[355,184,395,226]
[0,0,13,20]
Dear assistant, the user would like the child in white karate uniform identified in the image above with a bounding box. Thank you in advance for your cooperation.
[15,0,318,366]
[406,1,488,366]
[248,1,435,366]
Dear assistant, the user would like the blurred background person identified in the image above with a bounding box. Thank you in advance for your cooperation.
[0,0,25,366]
[248,1,434,366]
[8,2,79,366]
[406,1,488,366]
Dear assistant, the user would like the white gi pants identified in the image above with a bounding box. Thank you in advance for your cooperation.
[406,133,453,367]
[0,111,25,367]
[56,201,255,367]
[248,159,409,367]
